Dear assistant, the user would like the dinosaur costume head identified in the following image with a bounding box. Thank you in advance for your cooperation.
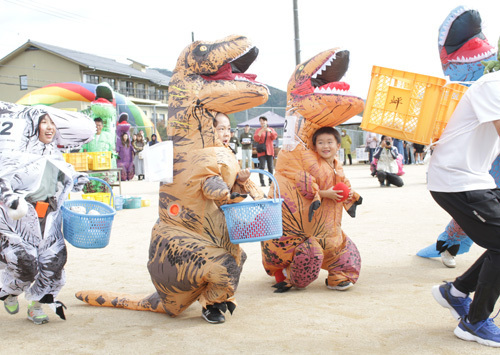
[168,35,268,151]
[286,48,364,147]
[438,6,496,82]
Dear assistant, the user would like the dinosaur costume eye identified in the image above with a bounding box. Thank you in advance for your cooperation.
[200,46,207,52]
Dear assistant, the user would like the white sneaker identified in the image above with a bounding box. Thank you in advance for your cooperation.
[327,281,354,291]
[27,301,49,325]
[441,250,456,268]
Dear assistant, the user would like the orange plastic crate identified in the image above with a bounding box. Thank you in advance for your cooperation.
[63,153,88,171]
[361,66,468,145]
[87,151,112,170]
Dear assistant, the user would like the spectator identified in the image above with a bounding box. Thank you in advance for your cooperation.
[373,136,404,187]
[149,134,158,146]
[228,130,240,155]
[341,129,352,165]
[253,116,278,187]
[116,132,135,181]
[239,124,253,169]
[365,132,379,164]
[132,131,146,180]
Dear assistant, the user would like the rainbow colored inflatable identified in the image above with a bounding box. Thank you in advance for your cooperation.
[16,82,155,137]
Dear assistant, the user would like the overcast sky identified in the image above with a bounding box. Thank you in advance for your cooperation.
[1,0,500,99]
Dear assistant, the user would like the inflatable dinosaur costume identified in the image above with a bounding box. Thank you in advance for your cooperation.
[261,48,365,292]
[76,35,268,320]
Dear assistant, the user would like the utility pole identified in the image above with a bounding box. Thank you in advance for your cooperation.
[293,0,301,65]
[192,32,195,42]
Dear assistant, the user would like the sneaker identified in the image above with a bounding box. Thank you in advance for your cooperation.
[202,305,225,324]
[454,317,500,347]
[441,250,456,268]
[432,282,471,320]
[4,295,19,315]
[326,280,353,291]
[27,301,49,325]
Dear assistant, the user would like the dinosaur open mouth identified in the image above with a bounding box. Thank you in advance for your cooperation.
[201,47,259,82]
[310,50,351,94]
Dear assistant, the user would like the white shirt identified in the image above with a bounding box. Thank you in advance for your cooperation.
[427,71,500,192]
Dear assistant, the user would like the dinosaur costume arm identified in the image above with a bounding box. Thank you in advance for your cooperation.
[294,171,321,202]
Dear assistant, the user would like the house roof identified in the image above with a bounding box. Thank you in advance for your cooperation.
[1,40,170,87]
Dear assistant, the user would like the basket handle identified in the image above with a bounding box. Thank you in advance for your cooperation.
[85,177,114,206]
[249,169,281,201]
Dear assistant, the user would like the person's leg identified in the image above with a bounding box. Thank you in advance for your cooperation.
[241,150,249,169]
[376,170,387,186]
[386,173,404,187]
[258,155,267,185]
[266,155,274,185]
[348,154,352,165]
[431,190,500,323]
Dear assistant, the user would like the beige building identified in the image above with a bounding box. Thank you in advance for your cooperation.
[0,40,170,130]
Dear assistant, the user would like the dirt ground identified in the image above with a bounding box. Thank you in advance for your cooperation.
[1,163,499,354]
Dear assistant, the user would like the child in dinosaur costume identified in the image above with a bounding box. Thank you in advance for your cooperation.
[261,48,365,292]
[75,35,268,323]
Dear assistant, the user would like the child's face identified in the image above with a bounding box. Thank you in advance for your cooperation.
[314,133,340,161]
[38,114,56,144]
[214,113,231,144]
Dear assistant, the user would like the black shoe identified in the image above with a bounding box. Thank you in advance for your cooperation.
[380,182,385,187]
[260,182,266,187]
[202,305,225,324]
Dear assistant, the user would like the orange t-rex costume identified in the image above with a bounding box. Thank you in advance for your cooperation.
[261,48,365,292]
[76,35,268,317]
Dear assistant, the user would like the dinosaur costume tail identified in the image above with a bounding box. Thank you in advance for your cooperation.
[75,291,167,314]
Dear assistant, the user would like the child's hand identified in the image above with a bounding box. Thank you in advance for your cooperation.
[321,189,344,202]
[237,169,251,183]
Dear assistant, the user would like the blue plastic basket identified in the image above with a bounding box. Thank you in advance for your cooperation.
[220,169,283,244]
[62,177,116,249]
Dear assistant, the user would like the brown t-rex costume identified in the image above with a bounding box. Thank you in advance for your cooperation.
[261,48,365,292]
[76,35,268,316]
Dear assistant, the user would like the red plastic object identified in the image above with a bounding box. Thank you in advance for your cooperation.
[333,182,350,202]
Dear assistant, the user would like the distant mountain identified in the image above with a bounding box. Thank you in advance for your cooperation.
[152,68,287,123]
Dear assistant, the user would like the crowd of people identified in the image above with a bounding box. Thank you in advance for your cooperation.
[84,116,159,182]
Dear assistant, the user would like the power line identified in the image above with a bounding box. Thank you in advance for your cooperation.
[3,0,88,22]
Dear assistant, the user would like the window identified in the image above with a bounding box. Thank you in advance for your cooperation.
[137,83,146,99]
[102,77,116,90]
[126,81,134,97]
[148,86,156,100]
[19,75,28,90]
[83,74,99,84]
[157,89,164,101]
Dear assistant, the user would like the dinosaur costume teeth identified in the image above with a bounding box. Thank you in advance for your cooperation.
[75,35,268,318]
[438,5,496,81]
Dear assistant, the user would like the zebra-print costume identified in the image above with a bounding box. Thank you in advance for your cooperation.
[0,101,95,318]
